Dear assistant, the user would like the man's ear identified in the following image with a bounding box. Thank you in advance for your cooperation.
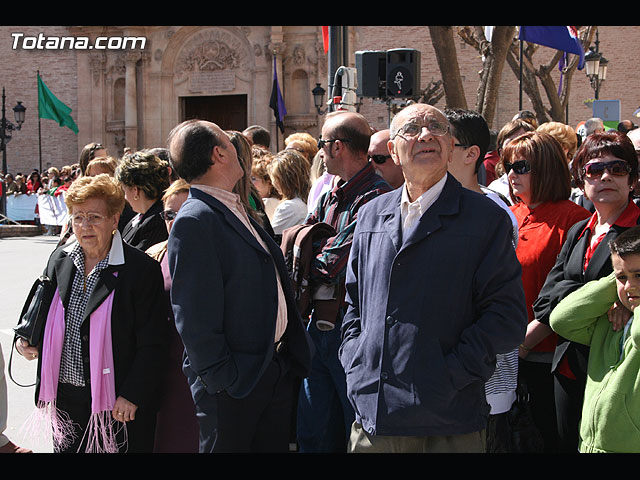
[466,145,481,166]
[388,139,400,166]
[212,144,225,165]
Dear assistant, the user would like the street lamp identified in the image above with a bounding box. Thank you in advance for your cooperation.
[1,87,27,220]
[312,83,327,115]
[584,30,608,100]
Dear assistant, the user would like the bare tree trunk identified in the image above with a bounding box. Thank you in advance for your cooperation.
[428,26,467,109]
[475,26,516,127]
[505,44,551,123]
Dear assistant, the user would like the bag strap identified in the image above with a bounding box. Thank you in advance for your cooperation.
[9,249,59,388]
[7,335,36,388]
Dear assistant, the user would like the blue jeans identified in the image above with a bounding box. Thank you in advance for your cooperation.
[296,319,354,452]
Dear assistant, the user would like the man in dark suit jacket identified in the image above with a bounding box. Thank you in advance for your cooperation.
[167,119,313,453]
[338,104,527,452]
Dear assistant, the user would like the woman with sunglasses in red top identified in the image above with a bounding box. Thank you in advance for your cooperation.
[532,130,640,453]
[503,131,591,452]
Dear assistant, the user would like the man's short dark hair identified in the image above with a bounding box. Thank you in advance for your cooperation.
[243,125,271,149]
[167,120,221,182]
[610,226,640,259]
[445,108,491,174]
[324,111,372,155]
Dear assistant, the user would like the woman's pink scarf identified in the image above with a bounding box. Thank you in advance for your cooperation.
[23,273,125,453]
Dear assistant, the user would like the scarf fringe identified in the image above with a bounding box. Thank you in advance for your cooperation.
[21,403,129,453]
[20,400,77,452]
[81,410,127,453]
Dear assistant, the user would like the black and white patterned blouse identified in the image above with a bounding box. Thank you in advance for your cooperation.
[58,242,111,387]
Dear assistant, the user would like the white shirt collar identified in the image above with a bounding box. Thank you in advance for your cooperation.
[63,229,125,266]
[400,173,448,223]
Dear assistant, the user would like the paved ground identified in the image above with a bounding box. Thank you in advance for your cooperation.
[1,234,59,452]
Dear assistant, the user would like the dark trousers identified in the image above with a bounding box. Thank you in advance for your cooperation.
[196,349,294,453]
[55,382,156,453]
[554,373,585,453]
[486,411,512,453]
[518,359,558,453]
[296,321,354,452]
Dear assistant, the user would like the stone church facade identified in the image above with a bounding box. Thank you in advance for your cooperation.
[1,25,638,175]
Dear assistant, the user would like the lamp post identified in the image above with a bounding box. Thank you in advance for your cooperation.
[1,87,27,220]
[312,83,327,115]
[584,30,608,100]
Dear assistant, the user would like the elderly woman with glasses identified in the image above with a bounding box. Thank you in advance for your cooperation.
[504,131,593,452]
[116,151,171,251]
[532,130,640,453]
[15,174,168,452]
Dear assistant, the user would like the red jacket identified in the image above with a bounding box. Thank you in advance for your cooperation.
[511,200,591,353]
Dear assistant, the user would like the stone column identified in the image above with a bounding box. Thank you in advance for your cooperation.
[124,51,140,150]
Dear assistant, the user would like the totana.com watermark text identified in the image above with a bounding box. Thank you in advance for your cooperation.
[11,33,146,50]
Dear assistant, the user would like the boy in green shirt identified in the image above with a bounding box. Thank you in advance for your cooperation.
[550,225,640,453]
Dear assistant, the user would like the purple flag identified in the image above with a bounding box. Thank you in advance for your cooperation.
[519,26,585,69]
[270,56,287,133]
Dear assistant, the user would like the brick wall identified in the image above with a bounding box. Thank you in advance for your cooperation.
[1,25,638,176]
[0,26,78,176]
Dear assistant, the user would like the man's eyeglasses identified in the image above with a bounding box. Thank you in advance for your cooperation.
[581,159,631,179]
[393,120,449,139]
[70,213,107,226]
[161,210,178,221]
[503,159,532,175]
[317,138,350,149]
[368,154,391,165]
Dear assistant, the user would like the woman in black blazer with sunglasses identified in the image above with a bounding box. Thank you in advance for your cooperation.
[534,130,640,453]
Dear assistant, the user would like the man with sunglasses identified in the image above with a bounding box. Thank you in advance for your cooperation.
[338,103,527,453]
[296,111,391,453]
[368,129,404,190]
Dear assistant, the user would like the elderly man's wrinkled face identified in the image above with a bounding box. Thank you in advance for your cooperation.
[389,105,454,183]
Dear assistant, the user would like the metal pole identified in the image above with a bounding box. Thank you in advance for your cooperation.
[328,26,341,112]
[38,70,42,173]
[594,29,600,100]
[519,41,523,111]
[1,88,7,217]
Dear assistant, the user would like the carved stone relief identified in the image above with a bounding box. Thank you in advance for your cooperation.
[173,28,254,95]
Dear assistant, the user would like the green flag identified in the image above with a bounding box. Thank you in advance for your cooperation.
[37,73,78,134]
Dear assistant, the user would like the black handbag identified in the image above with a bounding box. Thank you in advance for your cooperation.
[9,274,56,387]
[14,274,55,346]
[508,382,545,453]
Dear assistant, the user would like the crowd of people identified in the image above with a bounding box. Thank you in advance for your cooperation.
[2,105,640,454]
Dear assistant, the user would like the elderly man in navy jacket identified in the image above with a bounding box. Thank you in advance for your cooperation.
[338,104,527,453]
[167,120,313,453]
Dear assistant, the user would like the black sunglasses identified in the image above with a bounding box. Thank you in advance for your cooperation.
[504,159,532,175]
[368,154,391,165]
[581,159,631,179]
[317,138,350,149]
[161,210,178,221]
